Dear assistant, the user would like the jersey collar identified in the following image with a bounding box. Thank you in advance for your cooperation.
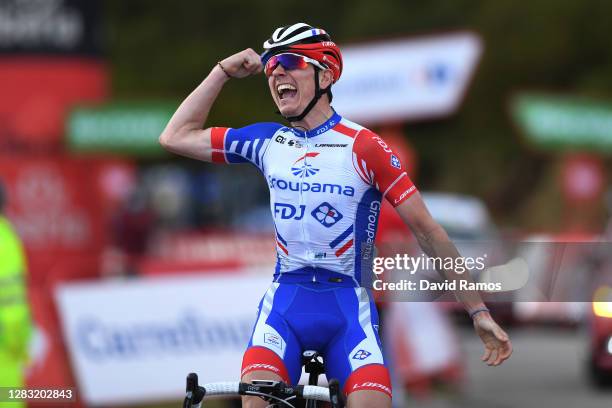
[288,110,342,138]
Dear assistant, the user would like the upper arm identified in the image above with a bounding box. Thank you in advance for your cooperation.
[160,123,280,169]
[352,129,417,206]
[159,126,213,162]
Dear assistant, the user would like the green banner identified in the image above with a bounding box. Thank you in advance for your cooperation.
[67,102,177,156]
[511,94,612,152]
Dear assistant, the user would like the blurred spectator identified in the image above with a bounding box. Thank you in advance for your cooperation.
[190,169,225,227]
[105,186,156,277]
[144,165,192,229]
[0,180,32,402]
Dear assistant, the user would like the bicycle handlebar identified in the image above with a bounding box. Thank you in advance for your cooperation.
[184,373,343,408]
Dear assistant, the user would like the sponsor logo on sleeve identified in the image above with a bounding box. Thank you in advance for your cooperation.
[390,154,401,169]
[393,186,416,204]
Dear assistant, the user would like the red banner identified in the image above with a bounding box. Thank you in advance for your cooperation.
[0,58,108,149]
[142,231,276,275]
[0,155,135,284]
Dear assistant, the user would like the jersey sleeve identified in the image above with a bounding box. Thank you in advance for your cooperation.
[210,122,282,171]
[352,129,417,207]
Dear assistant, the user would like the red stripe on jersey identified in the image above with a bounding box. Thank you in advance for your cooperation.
[211,127,228,149]
[352,153,371,184]
[211,151,227,164]
[333,122,358,138]
[335,239,353,257]
[277,241,288,255]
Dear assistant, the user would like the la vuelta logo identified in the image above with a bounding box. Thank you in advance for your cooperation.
[291,152,320,178]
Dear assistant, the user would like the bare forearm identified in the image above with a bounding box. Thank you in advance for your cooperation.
[415,224,486,312]
[162,65,229,138]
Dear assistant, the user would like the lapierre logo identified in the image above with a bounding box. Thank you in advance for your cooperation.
[275,135,286,144]
[352,382,391,395]
[268,176,355,197]
[242,364,280,376]
[291,152,319,177]
[315,143,347,148]
[352,349,372,360]
[274,203,305,220]
[393,186,416,205]
[311,202,343,227]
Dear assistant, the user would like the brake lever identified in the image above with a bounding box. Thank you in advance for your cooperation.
[328,379,345,408]
[183,372,206,408]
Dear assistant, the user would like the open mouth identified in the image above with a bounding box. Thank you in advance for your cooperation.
[277,83,298,101]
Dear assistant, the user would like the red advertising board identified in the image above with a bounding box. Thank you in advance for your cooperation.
[0,58,108,149]
[0,155,135,284]
[141,231,276,275]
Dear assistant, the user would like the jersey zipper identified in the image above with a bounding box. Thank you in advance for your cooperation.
[299,132,316,276]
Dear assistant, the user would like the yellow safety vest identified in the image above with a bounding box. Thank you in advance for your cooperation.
[0,215,32,387]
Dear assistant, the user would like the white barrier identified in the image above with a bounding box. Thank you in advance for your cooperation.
[55,273,271,406]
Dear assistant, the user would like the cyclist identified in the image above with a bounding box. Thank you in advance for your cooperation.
[160,23,512,408]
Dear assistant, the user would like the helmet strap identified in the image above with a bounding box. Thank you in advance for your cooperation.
[280,69,330,123]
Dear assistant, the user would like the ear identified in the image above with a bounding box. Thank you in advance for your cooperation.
[319,69,334,89]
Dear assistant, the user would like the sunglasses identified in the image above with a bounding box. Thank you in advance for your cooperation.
[264,53,327,77]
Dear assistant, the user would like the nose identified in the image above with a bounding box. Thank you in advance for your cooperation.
[271,63,286,76]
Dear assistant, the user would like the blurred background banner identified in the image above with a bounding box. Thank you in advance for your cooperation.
[67,102,176,156]
[333,32,482,124]
[512,93,612,152]
[1,156,134,282]
[0,0,107,150]
[0,0,102,56]
[55,273,270,406]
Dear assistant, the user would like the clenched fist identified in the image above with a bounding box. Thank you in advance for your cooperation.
[218,48,263,78]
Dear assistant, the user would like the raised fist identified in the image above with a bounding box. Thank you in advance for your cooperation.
[218,48,263,78]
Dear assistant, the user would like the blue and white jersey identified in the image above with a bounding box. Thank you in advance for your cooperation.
[211,111,416,285]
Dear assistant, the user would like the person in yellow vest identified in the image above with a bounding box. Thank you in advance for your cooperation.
[0,181,32,407]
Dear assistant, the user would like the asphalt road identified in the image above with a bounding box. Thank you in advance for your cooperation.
[401,326,612,408]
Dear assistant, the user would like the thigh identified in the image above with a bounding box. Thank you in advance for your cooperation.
[324,288,391,399]
[242,283,302,385]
